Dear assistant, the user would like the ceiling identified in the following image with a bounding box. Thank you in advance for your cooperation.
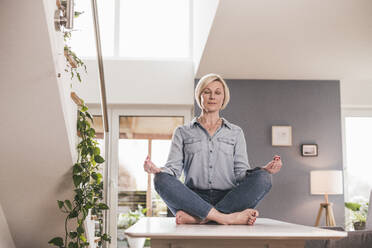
[196,0,372,80]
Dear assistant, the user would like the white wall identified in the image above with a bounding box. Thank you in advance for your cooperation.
[197,0,372,80]
[0,0,75,247]
[340,80,372,107]
[192,0,219,74]
[43,0,78,162]
[0,203,15,248]
[74,59,195,105]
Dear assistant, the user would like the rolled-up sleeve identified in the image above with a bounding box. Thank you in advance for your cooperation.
[160,126,184,178]
[234,129,251,181]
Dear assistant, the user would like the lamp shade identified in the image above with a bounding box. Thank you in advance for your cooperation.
[310,170,343,195]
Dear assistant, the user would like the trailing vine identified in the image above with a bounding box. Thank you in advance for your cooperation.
[49,103,111,248]
[49,2,111,248]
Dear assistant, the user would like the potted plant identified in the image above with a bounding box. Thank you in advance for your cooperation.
[118,205,147,248]
[345,201,369,230]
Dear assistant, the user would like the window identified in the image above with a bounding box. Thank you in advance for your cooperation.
[69,0,190,58]
[344,117,372,201]
[68,0,115,57]
[119,0,190,58]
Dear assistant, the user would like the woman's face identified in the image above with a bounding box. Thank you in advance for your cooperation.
[200,80,225,112]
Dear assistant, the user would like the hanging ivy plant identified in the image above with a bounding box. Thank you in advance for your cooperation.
[49,2,111,248]
[49,102,111,248]
[64,45,87,83]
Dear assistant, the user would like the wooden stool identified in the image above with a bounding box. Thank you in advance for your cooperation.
[315,195,336,226]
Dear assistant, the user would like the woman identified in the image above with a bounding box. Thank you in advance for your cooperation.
[143,73,282,225]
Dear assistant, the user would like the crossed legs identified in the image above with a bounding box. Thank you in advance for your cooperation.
[154,170,272,225]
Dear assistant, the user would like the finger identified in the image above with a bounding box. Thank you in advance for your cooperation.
[145,166,152,173]
[146,164,154,173]
[274,163,282,170]
[269,161,276,169]
[248,219,255,225]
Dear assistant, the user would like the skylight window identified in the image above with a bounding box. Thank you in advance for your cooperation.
[69,0,190,59]
[69,0,115,57]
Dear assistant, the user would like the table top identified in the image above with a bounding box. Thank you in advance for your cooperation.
[125,217,347,240]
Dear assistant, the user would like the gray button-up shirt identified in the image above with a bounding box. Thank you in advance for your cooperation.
[161,117,251,190]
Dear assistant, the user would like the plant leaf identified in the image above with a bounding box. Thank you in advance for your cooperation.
[79,234,87,242]
[102,233,111,242]
[65,200,72,210]
[69,231,78,239]
[73,164,83,174]
[345,202,361,212]
[98,203,109,210]
[81,105,88,112]
[68,242,76,248]
[68,210,78,219]
[86,112,93,123]
[48,237,64,247]
[77,225,85,234]
[94,147,100,156]
[94,155,104,164]
[73,175,82,187]
[57,200,64,209]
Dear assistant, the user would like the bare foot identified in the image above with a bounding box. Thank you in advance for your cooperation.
[227,209,258,225]
[176,211,202,224]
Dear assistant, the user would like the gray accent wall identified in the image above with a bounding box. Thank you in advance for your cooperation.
[195,79,344,226]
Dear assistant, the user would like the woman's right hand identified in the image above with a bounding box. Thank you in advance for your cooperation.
[143,155,161,174]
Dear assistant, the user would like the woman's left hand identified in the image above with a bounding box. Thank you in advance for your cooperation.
[263,155,282,174]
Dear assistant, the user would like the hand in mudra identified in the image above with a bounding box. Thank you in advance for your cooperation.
[263,155,282,174]
[143,155,161,174]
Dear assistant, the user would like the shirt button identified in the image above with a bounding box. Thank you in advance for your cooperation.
[210,150,212,153]
[209,138,212,141]
[209,181,212,184]
[209,165,212,168]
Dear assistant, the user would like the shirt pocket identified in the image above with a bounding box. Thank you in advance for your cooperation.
[184,138,202,154]
[217,137,235,155]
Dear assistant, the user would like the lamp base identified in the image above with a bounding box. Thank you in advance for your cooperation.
[315,203,336,227]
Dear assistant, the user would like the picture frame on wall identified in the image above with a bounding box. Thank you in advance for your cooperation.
[301,144,318,156]
[272,126,292,146]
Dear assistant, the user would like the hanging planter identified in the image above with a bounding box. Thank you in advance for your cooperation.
[64,48,78,68]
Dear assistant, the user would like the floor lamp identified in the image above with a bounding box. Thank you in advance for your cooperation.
[311,170,343,227]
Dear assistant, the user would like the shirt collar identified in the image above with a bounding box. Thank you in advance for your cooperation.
[190,117,232,129]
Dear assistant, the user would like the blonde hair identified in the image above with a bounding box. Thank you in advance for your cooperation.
[195,73,230,110]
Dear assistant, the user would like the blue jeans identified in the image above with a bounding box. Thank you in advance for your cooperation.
[154,169,272,220]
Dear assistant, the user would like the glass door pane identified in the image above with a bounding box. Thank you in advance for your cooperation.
[117,116,183,247]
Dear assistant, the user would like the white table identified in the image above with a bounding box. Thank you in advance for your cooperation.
[125,217,347,248]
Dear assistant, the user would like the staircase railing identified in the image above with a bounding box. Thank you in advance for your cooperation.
[90,0,111,247]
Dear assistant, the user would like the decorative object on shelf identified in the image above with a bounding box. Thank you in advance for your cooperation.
[54,0,74,31]
[345,201,369,230]
[301,144,318,157]
[311,170,343,227]
[272,126,292,146]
